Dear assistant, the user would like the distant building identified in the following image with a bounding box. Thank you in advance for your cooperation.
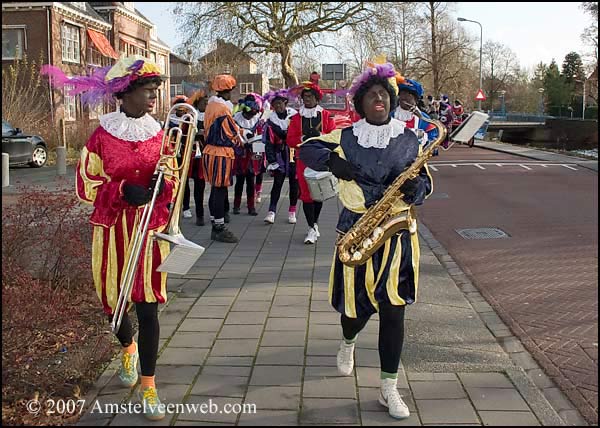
[2,1,171,124]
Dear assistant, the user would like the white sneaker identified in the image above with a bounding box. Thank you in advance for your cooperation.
[264,211,275,224]
[183,209,192,218]
[256,192,262,203]
[304,227,318,244]
[314,224,321,237]
[379,378,410,419]
[336,341,355,376]
[288,211,297,224]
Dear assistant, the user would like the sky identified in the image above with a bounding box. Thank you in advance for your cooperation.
[137,2,594,74]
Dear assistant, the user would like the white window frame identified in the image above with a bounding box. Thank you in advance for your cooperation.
[64,85,77,121]
[88,103,104,120]
[61,22,81,63]
[240,82,254,95]
[2,26,27,60]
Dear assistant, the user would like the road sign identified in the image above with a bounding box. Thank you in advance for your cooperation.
[475,89,486,101]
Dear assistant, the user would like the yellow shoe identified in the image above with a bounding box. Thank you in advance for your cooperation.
[117,346,138,388]
[139,386,166,421]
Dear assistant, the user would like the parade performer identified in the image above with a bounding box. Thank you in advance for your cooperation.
[232,93,264,216]
[392,77,438,146]
[203,74,243,243]
[299,62,434,420]
[188,90,209,226]
[42,56,178,420]
[168,96,194,220]
[287,80,336,244]
[262,88,299,224]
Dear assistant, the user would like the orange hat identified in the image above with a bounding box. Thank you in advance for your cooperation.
[212,75,236,92]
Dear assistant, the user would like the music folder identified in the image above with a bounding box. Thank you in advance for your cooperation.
[449,111,489,143]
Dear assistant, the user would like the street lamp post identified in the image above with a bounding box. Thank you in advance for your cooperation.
[538,88,545,117]
[498,90,506,116]
[458,17,483,111]
[575,78,587,119]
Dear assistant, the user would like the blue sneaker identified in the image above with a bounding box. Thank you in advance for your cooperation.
[139,386,166,421]
[117,345,138,388]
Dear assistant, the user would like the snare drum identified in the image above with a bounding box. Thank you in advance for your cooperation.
[303,167,339,202]
[248,135,264,160]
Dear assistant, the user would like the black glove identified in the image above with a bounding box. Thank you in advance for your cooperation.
[122,182,151,206]
[400,178,421,205]
[303,128,320,140]
[327,152,358,181]
[244,142,253,150]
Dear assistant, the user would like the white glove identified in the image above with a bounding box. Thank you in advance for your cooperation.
[267,162,280,171]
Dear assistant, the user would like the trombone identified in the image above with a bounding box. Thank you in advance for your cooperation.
[111,103,205,334]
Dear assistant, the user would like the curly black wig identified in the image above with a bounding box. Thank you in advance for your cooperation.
[352,76,398,118]
[115,75,164,99]
[301,87,322,101]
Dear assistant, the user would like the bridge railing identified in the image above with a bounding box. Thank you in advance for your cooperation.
[488,112,552,123]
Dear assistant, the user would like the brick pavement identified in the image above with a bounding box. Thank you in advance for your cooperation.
[69,177,581,426]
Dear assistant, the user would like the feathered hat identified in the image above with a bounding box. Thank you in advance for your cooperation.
[263,88,291,103]
[288,80,323,101]
[347,61,398,99]
[41,56,163,107]
[396,75,424,98]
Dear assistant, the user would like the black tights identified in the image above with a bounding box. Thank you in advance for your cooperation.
[269,165,298,212]
[302,201,323,228]
[341,302,406,374]
[234,173,255,209]
[183,178,206,217]
[112,302,159,377]
[209,186,229,220]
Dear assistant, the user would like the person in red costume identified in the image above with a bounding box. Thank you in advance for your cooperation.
[287,80,336,244]
[43,56,177,421]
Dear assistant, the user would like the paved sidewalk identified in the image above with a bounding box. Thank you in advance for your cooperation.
[74,176,584,426]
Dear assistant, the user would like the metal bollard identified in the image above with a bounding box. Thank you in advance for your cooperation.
[498,129,504,142]
[56,146,67,175]
[2,153,9,188]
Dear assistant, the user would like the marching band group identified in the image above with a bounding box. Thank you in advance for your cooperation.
[43,55,440,421]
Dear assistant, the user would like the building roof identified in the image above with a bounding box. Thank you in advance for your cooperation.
[89,2,153,27]
[2,2,111,29]
[199,39,256,64]
[170,52,192,65]
[60,2,109,23]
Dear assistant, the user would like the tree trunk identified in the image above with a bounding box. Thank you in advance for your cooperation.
[280,45,299,88]
[430,2,439,95]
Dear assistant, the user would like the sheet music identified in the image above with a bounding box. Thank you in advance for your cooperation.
[449,111,489,143]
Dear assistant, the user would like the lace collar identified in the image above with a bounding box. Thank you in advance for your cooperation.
[299,105,323,118]
[99,111,161,142]
[208,95,234,112]
[393,107,414,122]
[233,111,260,130]
[351,118,406,149]
[268,107,297,130]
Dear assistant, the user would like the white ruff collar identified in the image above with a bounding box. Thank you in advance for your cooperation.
[393,107,414,122]
[268,108,297,130]
[197,111,205,121]
[99,111,161,142]
[352,118,405,149]
[299,105,323,118]
[233,111,260,129]
[208,95,234,112]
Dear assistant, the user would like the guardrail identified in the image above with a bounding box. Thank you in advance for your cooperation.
[488,113,551,122]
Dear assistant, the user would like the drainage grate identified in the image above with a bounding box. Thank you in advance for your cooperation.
[455,227,510,240]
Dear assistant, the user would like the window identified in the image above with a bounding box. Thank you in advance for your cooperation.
[62,23,80,63]
[71,2,86,10]
[156,54,166,74]
[119,39,148,58]
[2,27,26,60]
[88,103,104,120]
[64,85,77,121]
[239,82,254,95]
[170,84,183,96]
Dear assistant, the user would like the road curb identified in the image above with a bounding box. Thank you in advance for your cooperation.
[418,222,589,426]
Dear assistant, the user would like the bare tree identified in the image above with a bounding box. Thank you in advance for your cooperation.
[414,2,475,96]
[173,2,376,87]
[482,41,519,111]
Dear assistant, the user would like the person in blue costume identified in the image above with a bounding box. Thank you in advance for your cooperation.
[299,62,434,420]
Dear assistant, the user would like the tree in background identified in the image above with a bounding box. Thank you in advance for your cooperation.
[173,2,376,87]
[543,60,571,116]
[580,2,598,66]
[482,41,519,112]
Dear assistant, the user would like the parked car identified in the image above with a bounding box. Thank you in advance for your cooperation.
[2,120,48,167]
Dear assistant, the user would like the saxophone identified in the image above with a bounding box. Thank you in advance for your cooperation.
[336,103,447,267]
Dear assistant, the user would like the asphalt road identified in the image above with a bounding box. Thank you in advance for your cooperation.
[418,143,598,423]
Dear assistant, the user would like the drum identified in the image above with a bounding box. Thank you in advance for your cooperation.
[304,167,338,202]
[248,135,264,160]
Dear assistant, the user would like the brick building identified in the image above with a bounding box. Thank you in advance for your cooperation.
[2,1,171,125]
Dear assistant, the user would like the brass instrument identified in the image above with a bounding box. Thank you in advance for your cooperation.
[111,103,205,334]
[336,103,446,267]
